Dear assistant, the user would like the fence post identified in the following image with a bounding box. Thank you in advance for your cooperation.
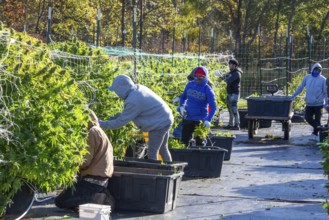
[229,30,232,55]
[324,37,327,59]
[307,26,311,74]
[183,30,186,53]
[121,0,126,47]
[161,29,165,74]
[93,24,95,45]
[133,5,137,78]
[210,28,214,53]
[308,35,312,74]
[96,9,101,47]
[198,26,201,66]
[285,29,289,96]
[278,34,282,88]
[46,4,52,44]
[172,28,175,67]
[161,29,165,53]
[289,36,292,82]
[258,26,262,95]
[139,0,143,50]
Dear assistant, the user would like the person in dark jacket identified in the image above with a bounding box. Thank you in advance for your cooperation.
[215,59,242,130]
[179,66,217,146]
[98,74,174,162]
[55,111,115,212]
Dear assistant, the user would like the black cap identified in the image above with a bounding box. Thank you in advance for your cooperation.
[228,59,238,66]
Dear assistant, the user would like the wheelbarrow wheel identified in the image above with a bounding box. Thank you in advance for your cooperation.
[248,119,254,138]
[283,121,291,140]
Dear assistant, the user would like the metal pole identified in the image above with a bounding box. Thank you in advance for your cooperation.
[324,37,327,59]
[46,5,52,44]
[172,28,175,67]
[161,29,164,74]
[210,28,214,53]
[183,30,186,53]
[307,26,311,74]
[309,35,312,74]
[258,26,262,95]
[121,0,126,47]
[96,9,101,47]
[278,34,282,88]
[198,26,201,66]
[133,5,137,77]
[229,30,232,55]
[289,36,293,81]
[139,0,143,50]
[161,29,165,53]
[285,28,289,95]
[93,24,95,45]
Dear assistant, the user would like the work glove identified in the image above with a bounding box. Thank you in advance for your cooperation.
[179,106,187,117]
[172,97,180,104]
[214,70,223,79]
[204,120,211,128]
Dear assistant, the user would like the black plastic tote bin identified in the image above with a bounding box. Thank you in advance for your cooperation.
[4,181,35,219]
[239,109,272,128]
[108,166,184,213]
[206,135,235,161]
[169,147,227,178]
[247,96,293,118]
[114,156,187,172]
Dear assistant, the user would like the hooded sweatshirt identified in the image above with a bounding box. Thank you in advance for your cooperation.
[224,67,242,94]
[99,75,174,131]
[292,63,327,106]
[80,111,114,178]
[180,66,217,122]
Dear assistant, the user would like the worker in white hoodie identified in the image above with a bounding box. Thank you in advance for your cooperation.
[291,63,328,136]
[98,74,174,162]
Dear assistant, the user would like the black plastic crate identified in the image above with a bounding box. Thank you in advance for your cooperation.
[4,181,35,219]
[239,109,272,128]
[206,135,235,160]
[114,156,187,172]
[108,167,183,213]
[247,96,293,118]
[169,147,227,178]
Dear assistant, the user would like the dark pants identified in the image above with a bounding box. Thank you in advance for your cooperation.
[55,179,115,211]
[305,105,323,134]
[181,120,206,147]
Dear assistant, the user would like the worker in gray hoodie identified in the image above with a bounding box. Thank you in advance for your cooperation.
[291,63,328,136]
[98,74,174,162]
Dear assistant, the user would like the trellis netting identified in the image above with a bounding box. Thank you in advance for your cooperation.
[0,27,234,216]
[0,29,90,216]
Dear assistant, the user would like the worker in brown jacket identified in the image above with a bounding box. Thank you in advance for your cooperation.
[55,110,115,212]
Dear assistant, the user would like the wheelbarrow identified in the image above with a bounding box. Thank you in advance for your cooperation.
[245,84,294,140]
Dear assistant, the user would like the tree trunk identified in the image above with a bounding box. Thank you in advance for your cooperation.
[34,0,47,34]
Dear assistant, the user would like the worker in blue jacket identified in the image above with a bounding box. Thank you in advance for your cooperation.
[179,66,217,146]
